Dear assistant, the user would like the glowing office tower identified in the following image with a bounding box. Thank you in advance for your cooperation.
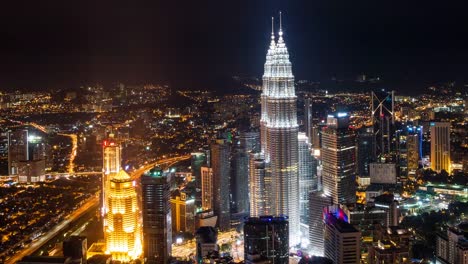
[260,14,300,241]
[298,133,317,225]
[321,113,356,205]
[430,122,451,173]
[249,152,270,217]
[103,135,121,174]
[102,136,121,216]
[105,170,142,261]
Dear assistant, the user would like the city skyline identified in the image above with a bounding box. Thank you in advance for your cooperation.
[0,4,466,264]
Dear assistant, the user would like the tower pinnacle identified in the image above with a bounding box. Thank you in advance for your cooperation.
[279,11,283,36]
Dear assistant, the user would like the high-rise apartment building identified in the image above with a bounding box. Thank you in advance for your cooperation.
[210,139,231,231]
[321,113,356,204]
[430,122,451,173]
[260,14,300,240]
[105,170,141,261]
[141,168,171,264]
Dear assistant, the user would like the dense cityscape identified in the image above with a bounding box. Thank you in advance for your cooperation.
[0,3,468,264]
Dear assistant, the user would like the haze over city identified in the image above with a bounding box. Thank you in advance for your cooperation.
[0,1,467,264]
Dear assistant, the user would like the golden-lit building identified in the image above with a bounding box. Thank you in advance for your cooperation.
[105,169,142,261]
[170,190,195,234]
[430,122,451,173]
[201,166,213,210]
[102,135,121,217]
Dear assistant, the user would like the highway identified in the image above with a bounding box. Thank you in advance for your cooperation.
[5,196,99,264]
[130,154,191,179]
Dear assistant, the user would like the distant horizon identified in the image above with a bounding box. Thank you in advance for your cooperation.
[1,1,467,94]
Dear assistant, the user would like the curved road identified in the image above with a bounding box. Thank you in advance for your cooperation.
[5,196,99,264]
[5,155,191,264]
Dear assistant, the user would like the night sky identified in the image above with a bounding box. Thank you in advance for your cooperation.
[0,1,467,91]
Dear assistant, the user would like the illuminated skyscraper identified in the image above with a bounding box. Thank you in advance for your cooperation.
[102,136,121,217]
[430,122,451,173]
[103,135,121,174]
[201,166,213,211]
[210,139,231,231]
[321,113,356,205]
[260,13,300,240]
[304,97,313,140]
[141,168,172,264]
[8,129,29,175]
[191,152,206,205]
[249,152,270,217]
[298,132,317,225]
[105,169,141,261]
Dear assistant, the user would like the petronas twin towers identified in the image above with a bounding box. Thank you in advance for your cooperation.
[260,13,300,241]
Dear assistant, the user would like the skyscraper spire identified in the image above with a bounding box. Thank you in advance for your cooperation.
[269,17,276,50]
[259,12,300,245]
[278,11,284,43]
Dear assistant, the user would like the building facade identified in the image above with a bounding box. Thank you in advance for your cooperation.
[244,216,289,264]
[141,169,171,264]
[210,139,231,231]
[323,211,361,264]
[430,122,451,173]
[105,170,141,261]
[260,15,300,240]
[321,113,356,204]
[298,132,317,225]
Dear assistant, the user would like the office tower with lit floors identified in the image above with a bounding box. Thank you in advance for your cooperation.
[321,112,356,204]
[141,168,172,264]
[105,169,142,261]
[260,14,300,241]
[430,122,451,173]
[201,166,213,211]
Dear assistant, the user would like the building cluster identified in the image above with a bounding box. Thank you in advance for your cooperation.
[1,13,467,264]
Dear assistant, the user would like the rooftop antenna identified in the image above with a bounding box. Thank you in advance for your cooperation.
[271,17,275,40]
[279,11,283,35]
